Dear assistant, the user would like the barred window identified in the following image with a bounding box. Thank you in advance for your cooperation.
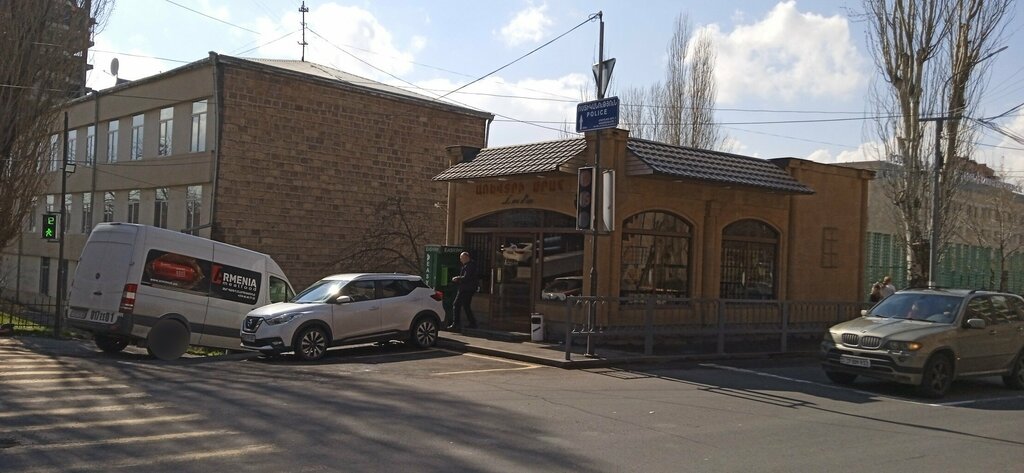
[720,219,778,300]
[620,211,691,298]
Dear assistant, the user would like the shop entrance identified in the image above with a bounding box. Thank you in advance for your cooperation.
[492,234,535,332]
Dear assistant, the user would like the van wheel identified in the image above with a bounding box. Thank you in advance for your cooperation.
[294,326,328,361]
[1003,350,1024,390]
[146,319,189,361]
[410,315,439,349]
[918,353,953,398]
[95,334,128,353]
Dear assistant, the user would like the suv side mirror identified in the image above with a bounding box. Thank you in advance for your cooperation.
[860,309,868,317]
[965,318,987,329]
[335,295,352,304]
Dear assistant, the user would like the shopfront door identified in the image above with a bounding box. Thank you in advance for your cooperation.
[492,234,536,332]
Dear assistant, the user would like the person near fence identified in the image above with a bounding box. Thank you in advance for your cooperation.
[880,276,896,299]
[869,283,883,303]
[449,251,479,331]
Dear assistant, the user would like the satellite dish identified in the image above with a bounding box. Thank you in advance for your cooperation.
[110,58,119,77]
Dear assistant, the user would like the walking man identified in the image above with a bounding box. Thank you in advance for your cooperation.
[450,251,479,330]
[880,275,896,299]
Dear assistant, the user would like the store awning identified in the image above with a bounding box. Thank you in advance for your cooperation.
[433,138,586,181]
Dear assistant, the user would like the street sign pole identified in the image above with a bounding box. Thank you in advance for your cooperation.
[55,112,69,337]
[587,12,605,358]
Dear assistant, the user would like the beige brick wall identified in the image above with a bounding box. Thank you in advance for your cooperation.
[214,64,488,288]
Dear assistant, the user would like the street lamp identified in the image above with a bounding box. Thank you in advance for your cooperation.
[920,45,1007,287]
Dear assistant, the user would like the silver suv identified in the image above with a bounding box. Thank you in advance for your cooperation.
[821,288,1024,397]
[240,273,444,361]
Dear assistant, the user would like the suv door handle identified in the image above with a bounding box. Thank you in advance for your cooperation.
[93,291,102,296]
[368,306,380,311]
[989,330,998,335]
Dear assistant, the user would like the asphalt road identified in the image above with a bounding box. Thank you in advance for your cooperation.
[2,336,1023,473]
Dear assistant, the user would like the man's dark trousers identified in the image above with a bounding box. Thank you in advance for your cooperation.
[452,289,477,329]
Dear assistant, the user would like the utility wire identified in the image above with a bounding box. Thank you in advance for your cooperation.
[163,0,260,34]
[233,29,302,57]
[436,13,599,101]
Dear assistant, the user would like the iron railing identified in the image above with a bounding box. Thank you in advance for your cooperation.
[0,288,60,332]
[563,296,868,360]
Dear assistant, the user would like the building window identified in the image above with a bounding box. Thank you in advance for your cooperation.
[191,100,207,153]
[28,197,38,232]
[49,134,60,171]
[82,192,92,233]
[66,129,77,167]
[620,211,692,298]
[185,185,202,230]
[40,257,50,296]
[130,114,144,160]
[103,191,115,222]
[153,188,168,228]
[127,189,140,223]
[821,227,839,268]
[720,219,779,300]
[46,194,56,213]
[63,194,72,232]
[158,107,173,156]
[85,125,95,166]
[107,119,119,163]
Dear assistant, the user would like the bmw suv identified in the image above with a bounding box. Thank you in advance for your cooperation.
[240,273,444,361]
[821,288,1024,397]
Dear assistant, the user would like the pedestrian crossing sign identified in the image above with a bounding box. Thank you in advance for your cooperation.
[42,213,58,240]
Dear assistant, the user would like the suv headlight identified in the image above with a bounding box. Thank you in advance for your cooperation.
[886,341,922,352]
[265,313,301,326]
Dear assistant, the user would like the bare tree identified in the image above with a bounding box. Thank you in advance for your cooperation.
[618,14,725,149]
[323,197,436,276]
[0,1,115,253]
[960,171,1024,291]
[862,0,1011,286]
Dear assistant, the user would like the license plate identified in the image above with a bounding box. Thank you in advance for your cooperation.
[68,308,88,319]
[86,310,116,324]
[840,355,871,368]
[241,333,256,343]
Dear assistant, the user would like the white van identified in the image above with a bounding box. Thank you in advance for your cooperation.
[67,223,294,360]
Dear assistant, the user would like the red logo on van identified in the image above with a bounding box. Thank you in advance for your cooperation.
[211,264,223,286]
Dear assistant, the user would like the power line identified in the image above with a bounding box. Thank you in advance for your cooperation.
[233,29,302,57]
[437,13,599,101]
[163,0,260,34]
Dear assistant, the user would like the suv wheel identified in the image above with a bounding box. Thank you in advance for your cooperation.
[918,353,953,398]
[295,326,328,361]
[1003,350,1024,390]
[95,334,128,353]
[824,371,857,385]
[410,315,439,349]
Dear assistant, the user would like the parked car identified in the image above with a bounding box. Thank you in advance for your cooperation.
[240,273,444,361]
[541,276,583,301]
[821,288,1024,398]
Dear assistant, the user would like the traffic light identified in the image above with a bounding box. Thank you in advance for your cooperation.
[42,213,58,240]
[576,167,594,230]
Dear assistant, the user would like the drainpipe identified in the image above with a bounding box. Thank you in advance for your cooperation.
[209,52,223,241]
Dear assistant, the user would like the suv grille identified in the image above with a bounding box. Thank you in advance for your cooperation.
[242,316,263,333]
[841,333,859,346]
[859,336,883,349]
[840,333,883,349]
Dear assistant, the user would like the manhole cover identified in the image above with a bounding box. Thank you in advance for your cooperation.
[0,437,21,449]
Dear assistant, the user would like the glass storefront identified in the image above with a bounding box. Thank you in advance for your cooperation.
[463,209,583,332]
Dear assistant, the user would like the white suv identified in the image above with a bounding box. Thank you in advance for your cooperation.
[240,273,444,361]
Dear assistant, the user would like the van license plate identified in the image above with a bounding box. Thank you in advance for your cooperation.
[840,355,871,368]
[87,310,116,324]
[68,308,87,319]
[241,333,255,343]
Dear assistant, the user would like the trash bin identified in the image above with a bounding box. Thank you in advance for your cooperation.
[530,313,544,342]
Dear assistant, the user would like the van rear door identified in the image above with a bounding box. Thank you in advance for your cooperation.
[68,225,139,325]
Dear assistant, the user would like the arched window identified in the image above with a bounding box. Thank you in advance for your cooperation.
[720,219,779,300]
[620,211,692,297]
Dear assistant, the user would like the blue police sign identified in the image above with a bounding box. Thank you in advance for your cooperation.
[576,97,620,133]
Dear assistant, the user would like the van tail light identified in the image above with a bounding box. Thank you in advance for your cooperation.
[431,290,444,301]
[119,284,138,314]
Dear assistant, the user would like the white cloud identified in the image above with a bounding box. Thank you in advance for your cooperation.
[415,74,589,146]
[703,0,867,104]
[198,0,231,22]
[498,4,553,47]
[978,114,1024,175]
[805,140,886,164]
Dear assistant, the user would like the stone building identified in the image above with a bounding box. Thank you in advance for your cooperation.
[435,129,874,332]
[1,53,491,298]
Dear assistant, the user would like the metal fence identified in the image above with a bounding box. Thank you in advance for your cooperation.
[0,288,60,332]
[562,296,868,360]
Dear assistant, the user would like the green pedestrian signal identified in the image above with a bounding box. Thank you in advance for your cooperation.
[42,213,58,240]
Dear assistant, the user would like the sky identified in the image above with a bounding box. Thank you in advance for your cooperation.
[87,0,1024,175]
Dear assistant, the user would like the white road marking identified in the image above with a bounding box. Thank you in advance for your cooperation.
[0,383,130,393]
[433,348,542,368]
[1,362,66,369]
[19,444,277,473]
[342,349,434,361]
[7,391,148,404]
[433,365,545,376]
[0,370,69,377]
[0,376,109,385]
[0,403,168,419]
[933,394,1024,407]
[699,363,946,407]
[0,414,201,433]
[4,430,235,453]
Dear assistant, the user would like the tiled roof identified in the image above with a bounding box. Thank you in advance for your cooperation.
[433,138,586,181]
[626,139,815,194]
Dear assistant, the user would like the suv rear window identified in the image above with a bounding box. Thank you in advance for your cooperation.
[380,279,417,298]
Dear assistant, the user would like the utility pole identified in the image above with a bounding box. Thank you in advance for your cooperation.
[586,12,605,358]
[298,1,310,61]
[55,112,70,337]
[920,116,944,287]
